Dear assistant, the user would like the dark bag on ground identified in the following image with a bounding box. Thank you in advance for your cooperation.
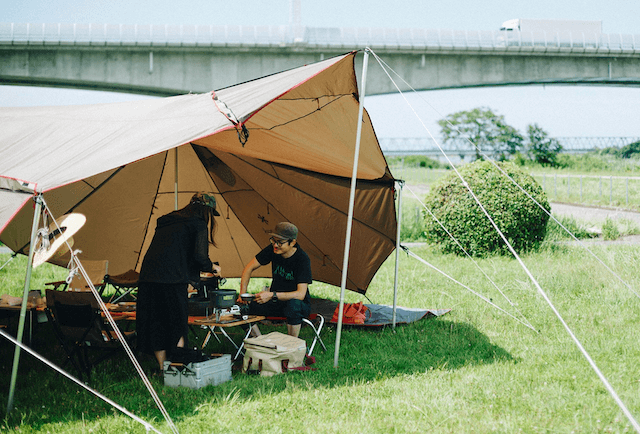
[168,347,210,364]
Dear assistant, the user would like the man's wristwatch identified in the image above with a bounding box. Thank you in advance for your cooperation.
[271,291,278,302]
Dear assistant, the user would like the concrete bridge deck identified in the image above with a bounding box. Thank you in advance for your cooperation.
[2,23,640,97]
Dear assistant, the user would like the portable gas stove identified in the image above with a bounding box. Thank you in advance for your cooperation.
[188,272,237,319]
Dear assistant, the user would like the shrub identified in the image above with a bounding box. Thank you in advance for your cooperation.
[602,218,620,240]
[545,215,598,241]
[598,147,621,157]
[389,155,445,169]
[423,160,550,257]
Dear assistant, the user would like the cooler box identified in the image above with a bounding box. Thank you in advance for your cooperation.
[163,354,232,389]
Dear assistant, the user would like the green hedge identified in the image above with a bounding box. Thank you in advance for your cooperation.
[423,160,550,257]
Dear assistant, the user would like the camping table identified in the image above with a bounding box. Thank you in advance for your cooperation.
[101,305,264,360]
[0,302,46,346]
[189,315,265,361]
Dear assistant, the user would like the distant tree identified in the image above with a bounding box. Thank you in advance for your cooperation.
[438,107,524,161]
[619,141,640,159]
[526,124,563,166]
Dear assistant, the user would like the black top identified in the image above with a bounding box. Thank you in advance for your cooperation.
[256,244,312,303]
[139,211,212,284]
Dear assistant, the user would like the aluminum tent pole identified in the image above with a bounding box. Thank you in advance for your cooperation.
[7,194,43,413]
[392,180,405,330]
[334,48,369,369]
[174,147,179,210]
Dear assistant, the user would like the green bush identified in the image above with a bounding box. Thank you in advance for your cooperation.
[619,141,640,159]
[423,160,550,257]
[602,218,620,240]
[545,215,597,241]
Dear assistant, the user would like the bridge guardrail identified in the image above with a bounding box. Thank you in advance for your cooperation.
[379,137,640,156]
[2,23,640,54]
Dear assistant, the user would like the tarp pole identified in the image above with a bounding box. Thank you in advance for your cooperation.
[174,147,179,210]
[334,49,369,369]
[6,194,43,413]
[392,180,405,330]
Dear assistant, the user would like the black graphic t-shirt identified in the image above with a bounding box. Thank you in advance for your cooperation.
[256,244,312,303]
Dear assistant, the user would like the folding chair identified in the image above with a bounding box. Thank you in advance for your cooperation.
[45,260,109,294]
[44,289,134,381]
[103,269,139,304]
[262,313,327,356]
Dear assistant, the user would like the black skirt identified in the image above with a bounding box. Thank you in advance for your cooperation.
[136,281,189,354]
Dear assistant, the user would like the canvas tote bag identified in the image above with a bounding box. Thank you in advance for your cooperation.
[242,332,306,377]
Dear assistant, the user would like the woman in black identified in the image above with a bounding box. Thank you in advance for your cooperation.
[137,192,221,370]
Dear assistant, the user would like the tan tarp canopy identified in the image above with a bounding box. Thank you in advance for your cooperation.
[0,52,396,294]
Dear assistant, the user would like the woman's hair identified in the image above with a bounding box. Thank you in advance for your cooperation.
[178,202,218,247]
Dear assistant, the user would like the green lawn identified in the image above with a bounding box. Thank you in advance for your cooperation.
[2,240,640,433]
[389,160,640,211]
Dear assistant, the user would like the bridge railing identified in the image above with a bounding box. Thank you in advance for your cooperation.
[2,23,640,54]
[379,137,640,156]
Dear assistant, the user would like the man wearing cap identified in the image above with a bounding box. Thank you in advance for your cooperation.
[137,192,222,371]
[240,222,312,338]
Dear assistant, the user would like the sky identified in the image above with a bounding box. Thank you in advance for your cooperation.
[2,0,640,141]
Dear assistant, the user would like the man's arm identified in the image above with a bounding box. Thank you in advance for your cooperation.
[240,257,262,294]
[255,283,307,304]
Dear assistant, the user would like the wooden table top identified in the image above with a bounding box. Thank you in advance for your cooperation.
[189,314,265,327]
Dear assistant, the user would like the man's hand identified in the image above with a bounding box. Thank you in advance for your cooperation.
[255,291,273,304]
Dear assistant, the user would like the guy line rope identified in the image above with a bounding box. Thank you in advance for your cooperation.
[369,49,640,432]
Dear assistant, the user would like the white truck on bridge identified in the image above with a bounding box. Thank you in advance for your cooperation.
[500,19,603,35]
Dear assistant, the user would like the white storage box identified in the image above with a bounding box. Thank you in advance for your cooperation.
[163,354,232,389]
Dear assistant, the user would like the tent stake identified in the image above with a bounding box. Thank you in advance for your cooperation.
[334,49,370,369]
[392,180,405,330]
[6,194,43,413]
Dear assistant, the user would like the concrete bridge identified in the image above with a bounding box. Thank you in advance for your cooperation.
[2,23,640,97]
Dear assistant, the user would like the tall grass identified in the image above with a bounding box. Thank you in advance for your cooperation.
[389,153,640,211]
[2,241,640,433]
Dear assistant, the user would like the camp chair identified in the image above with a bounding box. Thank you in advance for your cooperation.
[44,289,134,381]
[103,269,139,304]
[45,260,109,294]
[262,313,326,356]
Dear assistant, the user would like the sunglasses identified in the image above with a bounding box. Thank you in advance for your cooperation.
[269,237,291,247]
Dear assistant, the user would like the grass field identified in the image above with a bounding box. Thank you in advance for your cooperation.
[389,157,640,211]
[2,238,640,433]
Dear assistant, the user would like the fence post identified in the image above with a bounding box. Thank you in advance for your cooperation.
[580,175,583,201]
[599,176,602,199]
[626,177,629,205]
[610,176,613,204]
